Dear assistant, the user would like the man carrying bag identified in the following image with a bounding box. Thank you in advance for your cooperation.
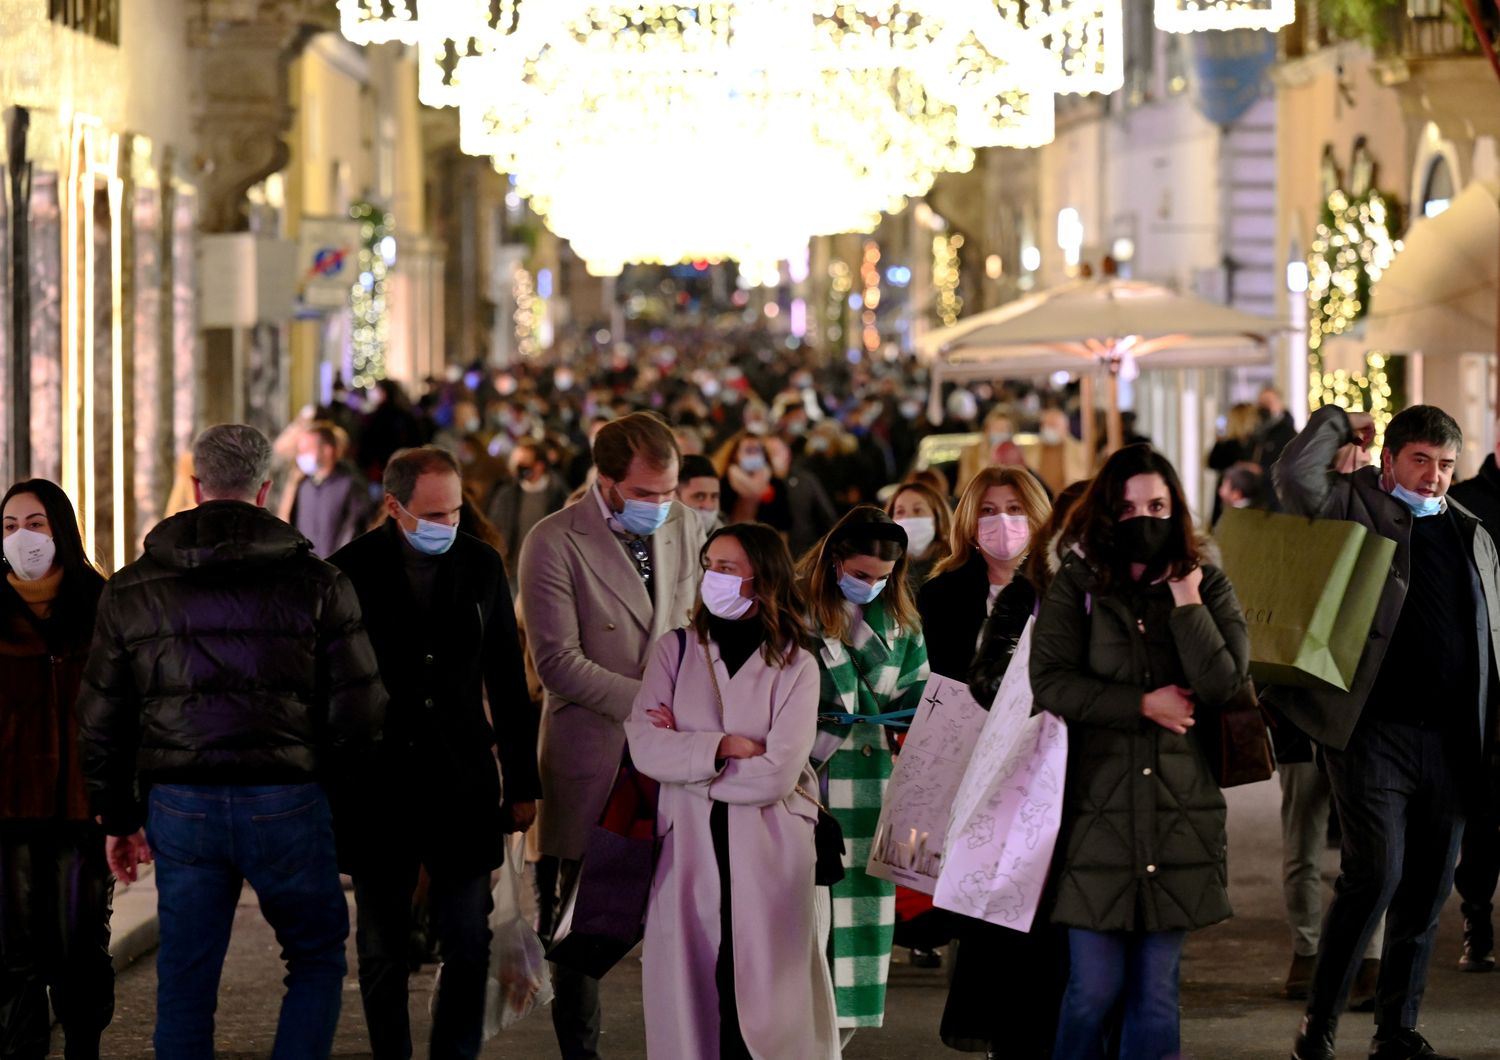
[1274,405,1500,1060]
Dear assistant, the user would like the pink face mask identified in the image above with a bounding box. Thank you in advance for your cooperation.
[976,513,1032,561]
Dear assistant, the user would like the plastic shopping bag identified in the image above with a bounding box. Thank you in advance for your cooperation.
[431,836,554,1037]
[485,837,554,1036]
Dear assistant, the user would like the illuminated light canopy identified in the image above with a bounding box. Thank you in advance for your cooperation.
[340,1,1090,271]
[1152,0,1295,33]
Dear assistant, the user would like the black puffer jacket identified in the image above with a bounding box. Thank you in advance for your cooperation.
[77,501,386,835]
[1030,553,1248,933]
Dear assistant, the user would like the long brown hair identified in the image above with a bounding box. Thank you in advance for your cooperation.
[1061,444,1201,593]
[1020,478,1090,594]
[885,480,954,570]
[693,523,814,668]
[796,505,919,644]
[932,465,1051,577]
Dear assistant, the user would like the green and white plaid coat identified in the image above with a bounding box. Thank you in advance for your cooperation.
[812,596,930,1029]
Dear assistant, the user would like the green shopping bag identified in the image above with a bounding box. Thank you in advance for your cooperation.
[1215,508,1395,692]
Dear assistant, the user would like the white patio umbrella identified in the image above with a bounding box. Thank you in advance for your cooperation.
[918,277,1283,453]
[1364,179,1499,365]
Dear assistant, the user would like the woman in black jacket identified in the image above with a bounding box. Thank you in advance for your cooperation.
[939,479,1087,1058]
[1,479,112,1060]
[917,465,1051,683]
[1030,445,1248,1060]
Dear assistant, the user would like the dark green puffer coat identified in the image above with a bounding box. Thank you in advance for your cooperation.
[1030,553,1249,933]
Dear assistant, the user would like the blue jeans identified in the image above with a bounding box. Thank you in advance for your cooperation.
[147,784,348,1060]
[1053,928,1186,1060]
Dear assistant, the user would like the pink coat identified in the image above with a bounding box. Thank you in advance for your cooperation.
[624,630,840,1060]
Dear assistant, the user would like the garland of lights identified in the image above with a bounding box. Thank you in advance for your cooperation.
[1306,185,1401,448]
[349,200,393,390]
[860,241,882,353]
[828,258,853,350]
[934,232,964,328]
[336,1,1126,272]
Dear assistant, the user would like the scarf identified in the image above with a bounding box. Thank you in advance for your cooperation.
[7,568,62,619]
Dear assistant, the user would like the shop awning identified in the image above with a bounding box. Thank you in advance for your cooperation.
[1365,179,1500,355]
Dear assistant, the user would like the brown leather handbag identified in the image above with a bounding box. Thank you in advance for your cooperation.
[1212,682,1276,788]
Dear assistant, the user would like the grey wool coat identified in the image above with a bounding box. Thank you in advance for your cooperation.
[1030,552,1249,933]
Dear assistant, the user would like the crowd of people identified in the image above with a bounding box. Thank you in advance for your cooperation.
[1,327,1497,1060]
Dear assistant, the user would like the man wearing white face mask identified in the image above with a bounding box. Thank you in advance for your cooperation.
[677,454,724,537]
[520,412,704,1060]
[284,422,371,558]
[1036,407,1090,497]
[330,445,538,1060]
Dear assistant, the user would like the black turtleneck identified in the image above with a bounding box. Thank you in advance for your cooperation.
[707,613,766,676]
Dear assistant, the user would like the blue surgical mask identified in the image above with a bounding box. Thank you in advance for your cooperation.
[838,569,887,606]
[1389,482,1444,518]
[738,452,767,473]
[397,502,458,555]
[611,485,672,537]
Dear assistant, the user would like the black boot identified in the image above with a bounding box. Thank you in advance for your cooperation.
[1291,1014,1337,1060]
[1370,1027,1458,1060]
[1459,917,1495,973]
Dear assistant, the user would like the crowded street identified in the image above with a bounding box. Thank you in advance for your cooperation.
[91,783,1500,1058]
[5,2,1500,1060]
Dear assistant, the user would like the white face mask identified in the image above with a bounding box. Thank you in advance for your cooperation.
[896,516,936,558]
[693,506,720,534]
[4,528,57,581]
[702,569,754,620]
[1040,427,1065,446]
[296,453,320,477]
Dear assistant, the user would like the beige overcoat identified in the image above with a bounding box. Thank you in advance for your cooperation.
[518,491,704,860]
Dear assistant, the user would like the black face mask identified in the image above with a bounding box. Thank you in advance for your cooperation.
[1115,516,1174,564]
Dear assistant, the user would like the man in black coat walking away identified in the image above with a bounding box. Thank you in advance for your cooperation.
[77,423,386,1060]
[1445,430,1500,974]
[330,445,540,1060]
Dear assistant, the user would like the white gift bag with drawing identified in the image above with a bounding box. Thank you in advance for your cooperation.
[866,674,989,893]
[934,620,1067,932]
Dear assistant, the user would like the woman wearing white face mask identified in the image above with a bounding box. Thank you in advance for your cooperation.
[0,480,115,1058]
[795,506,930,1038]
[917,466,1052,688]
[624,524,839,1059]
[886,480,953,592]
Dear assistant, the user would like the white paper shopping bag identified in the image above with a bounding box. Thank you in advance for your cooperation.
[935,621,1068,932]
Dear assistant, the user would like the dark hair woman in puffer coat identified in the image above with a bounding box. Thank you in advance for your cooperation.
[1030,445,1249,1060]
[1,479,113,1060]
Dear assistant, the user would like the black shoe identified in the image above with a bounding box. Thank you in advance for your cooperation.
[909,946,943,968]
[1459,918,1495,973]
[1293,1015,1338,1060]
[1369,1028,1457,1060]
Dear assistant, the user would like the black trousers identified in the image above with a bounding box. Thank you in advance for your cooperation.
[1307,721,1467,1031]
[548,858,603,1060]
[353,857,492,1060]
[1454,756,1500,929]
[0,823,114,1060]
[711,801,751,1060]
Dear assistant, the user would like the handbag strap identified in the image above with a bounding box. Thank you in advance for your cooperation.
[701,633,726,727]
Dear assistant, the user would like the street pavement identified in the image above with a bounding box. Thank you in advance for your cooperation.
[87,780,1500,1059]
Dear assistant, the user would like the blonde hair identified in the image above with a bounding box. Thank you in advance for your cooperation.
[885,481,953,571]
[932,464,1052,577]
[1226,403,1261,443]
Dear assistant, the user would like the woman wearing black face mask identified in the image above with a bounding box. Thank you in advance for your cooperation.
[1029,445,1249,1060]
